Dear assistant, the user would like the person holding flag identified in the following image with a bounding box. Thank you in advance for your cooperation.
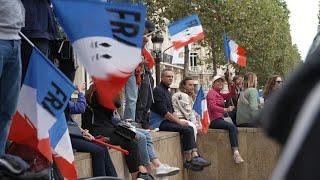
[135,20,156,129]
[207,75,244,164]
[172,77,203,141]
[65,83,118,177]
[0,0,25,155]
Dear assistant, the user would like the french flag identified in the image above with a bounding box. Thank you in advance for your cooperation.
[224,33,247,67]
[52,0,146,110]
[193,87,210,133]
[168,14,205,50]
[8,48,77,179]
[142,48,155,69]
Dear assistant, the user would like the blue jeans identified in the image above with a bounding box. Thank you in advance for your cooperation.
[0,40,22,155]
[124,74,138,120]
[135,128,157,166]
[71,137,117,177]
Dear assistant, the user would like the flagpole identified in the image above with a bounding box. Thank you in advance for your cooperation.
[19,32,35,47]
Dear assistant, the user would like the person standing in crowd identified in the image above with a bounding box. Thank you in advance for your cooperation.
[65,83,118,177]
[207,75,244,164]
[20,0,58,81]
[135,20,155,129]
[0,0,25,155]
[236,72,260,127]
[150,69,211,171]
[263,75,283,101]
[172,77,202,141]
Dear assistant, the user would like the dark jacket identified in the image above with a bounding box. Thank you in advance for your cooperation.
[21,0,57,40]
[82,92,121,137]
[150,82,174,117]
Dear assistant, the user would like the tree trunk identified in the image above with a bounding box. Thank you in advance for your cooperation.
[211,42,217,76]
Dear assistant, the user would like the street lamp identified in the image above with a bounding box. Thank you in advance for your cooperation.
[151,31,164,85]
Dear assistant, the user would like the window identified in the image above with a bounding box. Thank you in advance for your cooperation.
[189,52,198,67]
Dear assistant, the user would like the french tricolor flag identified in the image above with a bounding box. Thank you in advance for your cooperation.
[193,87,210,134]
[168,14,205,50]
[52,0,146,110]
[9,48,77,179]
[224,33,247,67]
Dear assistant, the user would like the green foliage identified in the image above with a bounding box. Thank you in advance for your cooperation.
[144,0,302,86]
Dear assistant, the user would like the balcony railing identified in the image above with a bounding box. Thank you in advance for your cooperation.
[189,66,214,74]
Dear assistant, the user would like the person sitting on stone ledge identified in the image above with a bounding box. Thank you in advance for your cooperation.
[65,83,118,177]
[150,69,211,172]
[263,75,283,101]
[237,72,260,127]
[207,75,244,164]
[172,77,202,141]
[82,84,178,179]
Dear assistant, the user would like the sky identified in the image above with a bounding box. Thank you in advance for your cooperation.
[285,0,318,60]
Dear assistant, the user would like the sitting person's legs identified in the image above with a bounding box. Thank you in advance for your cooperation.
[135,128,180,176]
[159,120,210,171]
[71,137,117,177]
[209,118,244,163]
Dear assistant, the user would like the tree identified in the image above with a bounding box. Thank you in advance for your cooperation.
[145,0,302,86]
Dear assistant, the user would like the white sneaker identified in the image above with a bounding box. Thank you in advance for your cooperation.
[233,152,244,164]
[155,164,180,177]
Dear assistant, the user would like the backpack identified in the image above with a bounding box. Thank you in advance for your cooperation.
[5,143,63,180]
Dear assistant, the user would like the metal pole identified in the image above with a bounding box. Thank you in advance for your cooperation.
[155,52,161,85]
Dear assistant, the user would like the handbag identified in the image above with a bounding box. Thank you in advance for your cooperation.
[67,120,83,138]
[114,123,136,141]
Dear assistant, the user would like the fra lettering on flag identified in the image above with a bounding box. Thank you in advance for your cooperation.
[168,14,205,50]
[193,87,210,133]
[258,32,320,180]
[52,0,146,109]
[8,48,77,179]
[224,33,247,67]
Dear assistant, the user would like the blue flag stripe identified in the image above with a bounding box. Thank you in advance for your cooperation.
[52,0,146,48]
[168,14,201,36]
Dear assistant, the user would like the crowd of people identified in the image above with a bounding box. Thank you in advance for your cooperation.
[0,0,284,179]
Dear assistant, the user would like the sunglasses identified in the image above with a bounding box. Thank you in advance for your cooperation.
[275,81,283,84]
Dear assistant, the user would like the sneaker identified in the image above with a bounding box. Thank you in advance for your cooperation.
[233,152,244,164]
[155,164,180,177]
[137,172,155,180]
[184,160,203,171]
[191,156,211,167]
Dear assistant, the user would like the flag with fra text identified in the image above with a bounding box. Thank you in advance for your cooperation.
[52,0,146,109]
[9,47,77,179]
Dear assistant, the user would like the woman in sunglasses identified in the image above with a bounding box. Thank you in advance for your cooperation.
[263,75,283,101]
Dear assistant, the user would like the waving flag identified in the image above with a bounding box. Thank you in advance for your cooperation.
[9,48,77,179]
[168,14,205,50]
[142,48,155,69]
[193,87,210,133]
[224,33,247,67]
[52,0,146,109]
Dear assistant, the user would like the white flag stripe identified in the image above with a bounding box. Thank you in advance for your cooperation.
[53,129,75,163]
[72,36,141,78]
[170,25,203,42]
[18,85,57,140]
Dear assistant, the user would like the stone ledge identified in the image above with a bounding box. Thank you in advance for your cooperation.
[75,131,183,179]
[75,128,280,180]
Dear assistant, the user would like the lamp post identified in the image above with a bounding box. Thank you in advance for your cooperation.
[151,31,164,85]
